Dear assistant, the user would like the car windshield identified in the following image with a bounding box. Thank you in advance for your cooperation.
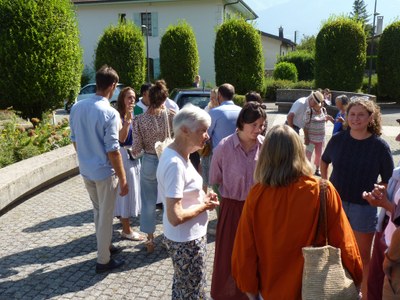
[178,95,210,109]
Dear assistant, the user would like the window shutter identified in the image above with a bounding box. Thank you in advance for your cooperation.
[153,58,160,79]
[151,12,158,37]
[133,13,141,27]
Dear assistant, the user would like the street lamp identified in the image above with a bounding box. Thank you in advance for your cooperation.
[368,0,379,94]
[142,24,150,83]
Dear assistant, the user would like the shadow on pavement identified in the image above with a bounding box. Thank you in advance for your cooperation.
[22,210,93,233]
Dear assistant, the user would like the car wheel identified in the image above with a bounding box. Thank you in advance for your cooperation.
[110,101,118,109]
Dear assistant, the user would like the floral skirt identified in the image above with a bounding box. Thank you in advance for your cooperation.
[163,235,207,300]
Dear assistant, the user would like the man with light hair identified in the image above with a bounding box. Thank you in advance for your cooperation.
[286,90,324,134]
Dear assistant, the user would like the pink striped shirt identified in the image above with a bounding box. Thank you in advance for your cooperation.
[209,133,264,201]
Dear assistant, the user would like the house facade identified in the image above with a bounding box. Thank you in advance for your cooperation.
[72,0,257,85]
[261,27,296,71]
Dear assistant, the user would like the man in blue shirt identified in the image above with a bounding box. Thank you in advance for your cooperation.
[208,83,241,149]
[70,65,128,274]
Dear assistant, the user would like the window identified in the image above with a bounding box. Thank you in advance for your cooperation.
[133,12,158,37]
[118,13,126,24]
[141,12,152,36]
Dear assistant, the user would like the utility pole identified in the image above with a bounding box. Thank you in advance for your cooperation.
[368,0,378,94]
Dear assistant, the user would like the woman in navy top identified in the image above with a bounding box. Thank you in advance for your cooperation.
[321,97,394,297]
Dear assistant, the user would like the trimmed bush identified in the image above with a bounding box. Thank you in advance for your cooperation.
[233,95,245,107]
[377,21,400,102]
[0,0,83,119]
[273,62,298,82]
[160,21,199,90]
[95,21,145,92]
[264,78,315,101]
[264,78,293,101]
[215,18,264,95]
[361,74,378,97]
[315,17,366,91]
[278,51,315,81]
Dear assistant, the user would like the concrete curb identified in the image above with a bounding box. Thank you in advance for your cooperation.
[0,144,79,213]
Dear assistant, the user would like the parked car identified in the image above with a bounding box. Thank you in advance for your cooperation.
[170,88,211,109]
[65,83,125,112]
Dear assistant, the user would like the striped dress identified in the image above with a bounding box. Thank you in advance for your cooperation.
[303,107,327,143]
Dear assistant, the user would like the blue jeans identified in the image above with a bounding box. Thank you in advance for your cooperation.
[140,153,159,234]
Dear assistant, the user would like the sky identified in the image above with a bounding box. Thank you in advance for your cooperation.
[244,0,400,43]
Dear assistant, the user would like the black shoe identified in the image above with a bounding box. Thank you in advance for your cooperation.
[109,245,122,256]
[314,170,321,177]
[155,203,163,210]
[95,258,124,274]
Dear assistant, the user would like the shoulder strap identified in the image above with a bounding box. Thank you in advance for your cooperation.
[164,108,171,139]
[313,179,328,246]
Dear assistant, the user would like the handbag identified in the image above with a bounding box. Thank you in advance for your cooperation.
[302,180,359,300]
[154,109,173,158]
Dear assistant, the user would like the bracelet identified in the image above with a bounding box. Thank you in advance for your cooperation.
[385,251,400,264]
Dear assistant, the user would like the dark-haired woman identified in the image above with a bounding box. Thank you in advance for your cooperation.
[132,80,175,253]
[113,87,144,241]
[209,102,266,300]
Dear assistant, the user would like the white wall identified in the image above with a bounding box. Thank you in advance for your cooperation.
[75,0,224,86]
[261,37,282,70]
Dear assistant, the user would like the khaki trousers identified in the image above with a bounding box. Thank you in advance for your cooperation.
[83,175,118,264]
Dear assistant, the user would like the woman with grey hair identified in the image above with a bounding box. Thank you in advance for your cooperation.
[156,104,219,299]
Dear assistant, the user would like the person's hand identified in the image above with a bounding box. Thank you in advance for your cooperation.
[336,116,345,123]
[204,192,219,210]
[326,115,334,122]
[383,255,394,280]
[119,180,129,196]
[125,106,133,123]
[362,184,388,208]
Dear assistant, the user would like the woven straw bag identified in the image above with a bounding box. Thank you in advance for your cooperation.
[154,109,173,159]
[302,180,359,300]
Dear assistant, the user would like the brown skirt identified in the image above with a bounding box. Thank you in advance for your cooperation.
[211,197,248,300]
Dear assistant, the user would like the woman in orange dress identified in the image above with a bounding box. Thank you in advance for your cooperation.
[231,124,363,299]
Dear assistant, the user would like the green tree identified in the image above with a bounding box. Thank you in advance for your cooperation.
[350,0,370,23]
[215,18,264,95]
[95,21,145,92]
[315,16,366,91]
[350,0,373,37]
[159,20,199,90]
[296,35,316,53]
[0,0,83,119]
[278,51,315,81]
[377,21,400,102]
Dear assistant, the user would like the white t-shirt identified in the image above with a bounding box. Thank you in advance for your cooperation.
[156,147,208,242]
[288,96,308,128]
[136,98,148,113]
[385,188,400,245]
[165,98,179,112]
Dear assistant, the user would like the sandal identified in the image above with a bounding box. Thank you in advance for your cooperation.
[121,231,145,241]
[145,238,155,253]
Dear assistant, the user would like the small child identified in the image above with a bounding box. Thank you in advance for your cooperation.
[303,100,328,176]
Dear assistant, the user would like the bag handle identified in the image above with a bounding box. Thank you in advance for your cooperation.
[313,179,328,246]
[163,108,171,139]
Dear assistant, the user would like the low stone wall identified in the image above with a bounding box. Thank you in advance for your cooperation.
[0,144,79,213]
[275,89,377,114]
